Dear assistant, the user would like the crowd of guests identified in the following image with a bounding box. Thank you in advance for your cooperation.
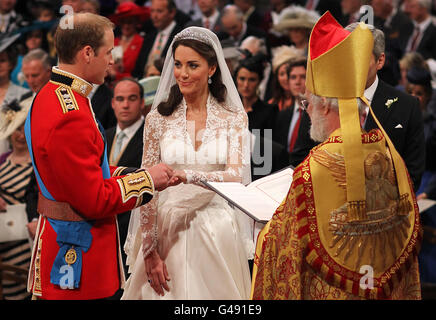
[1,0,436,299]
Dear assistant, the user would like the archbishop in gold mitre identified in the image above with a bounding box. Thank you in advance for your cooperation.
[251,12,422,300]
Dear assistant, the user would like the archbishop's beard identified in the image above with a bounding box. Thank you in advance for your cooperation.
[309,110,330,142]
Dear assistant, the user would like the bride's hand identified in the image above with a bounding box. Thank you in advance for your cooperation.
[144,249,170,296]
[171,169,187,184]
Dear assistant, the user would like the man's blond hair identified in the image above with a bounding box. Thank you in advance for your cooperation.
[54,13,114,64]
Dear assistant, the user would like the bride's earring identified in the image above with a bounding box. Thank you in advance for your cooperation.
[208,76,212,84]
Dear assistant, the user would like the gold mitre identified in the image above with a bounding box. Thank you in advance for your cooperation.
[306,12,374,221]
[306,12,413,222]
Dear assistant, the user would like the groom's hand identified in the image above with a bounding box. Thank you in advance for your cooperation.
[147,163,174,191]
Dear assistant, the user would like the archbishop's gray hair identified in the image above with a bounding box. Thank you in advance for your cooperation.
[345,23,385,60]
[309,92,367,118]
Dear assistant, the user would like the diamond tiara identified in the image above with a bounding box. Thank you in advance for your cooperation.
[173,29,214,47]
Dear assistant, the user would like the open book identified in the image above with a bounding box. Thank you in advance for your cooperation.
[0,203,29,243]
[203,167,294,223]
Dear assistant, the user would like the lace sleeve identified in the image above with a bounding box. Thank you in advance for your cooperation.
[185,110,250,185]
[140,111,161,258]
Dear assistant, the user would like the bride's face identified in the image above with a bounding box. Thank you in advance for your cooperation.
[174,45,215,98]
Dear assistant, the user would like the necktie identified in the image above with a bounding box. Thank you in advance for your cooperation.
[306,0,315,10]
[113,131,126,160]
[204,18,210,29]
[289,108,302,153]
[410,26,421,52]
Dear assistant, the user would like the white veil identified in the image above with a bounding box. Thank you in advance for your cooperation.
[124,27,254,267]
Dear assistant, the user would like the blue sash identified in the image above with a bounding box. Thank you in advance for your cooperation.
[25,99,111,289]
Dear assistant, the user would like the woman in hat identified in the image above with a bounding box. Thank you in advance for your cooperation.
[273,6,319,55]
[268,45,304,111]
[109,2,150,81]
[0,97,34,300]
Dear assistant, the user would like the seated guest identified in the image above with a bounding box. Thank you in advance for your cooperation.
[0,97,33,300]
[218,5,269,51]
[269,45,304,111]
[184,0,223,32]
[234,53,278,134]
[109,2,149,81]
[272,6,319,55]
[132,0,185,79]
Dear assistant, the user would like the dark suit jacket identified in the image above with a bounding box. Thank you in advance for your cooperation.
[106,122,144,168]
[288,80,425,191]
[375,10,413,56]
[91,84,116,130]
[273,103,299,149]
[251,135,290,181]
[132,23,185,79]
[184,15,224,34]
[415,22,436,60]
[105,121,144,277]
[364,80,425,190]
[247,99,278,134]
[297,0,343,22]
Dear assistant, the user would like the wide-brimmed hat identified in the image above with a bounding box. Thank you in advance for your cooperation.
[271,45,305,73]
[0,96,32,140]
[273,6,320,33]
[109,2,150,25]
[139,76,160,106]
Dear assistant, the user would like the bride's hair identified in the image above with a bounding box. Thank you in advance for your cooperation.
[157,39,227,116]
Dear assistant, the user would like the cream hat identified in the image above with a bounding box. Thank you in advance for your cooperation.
[0,95,32,140]
[273,6,320,34]
[271,45,305,73]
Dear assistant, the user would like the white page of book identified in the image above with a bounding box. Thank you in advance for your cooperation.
[417,198,436,213]
[207,167,294,222]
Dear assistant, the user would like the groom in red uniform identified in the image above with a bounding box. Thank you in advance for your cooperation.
[25,13,177,300]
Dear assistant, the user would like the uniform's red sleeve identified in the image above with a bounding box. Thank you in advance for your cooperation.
[43,110,152,219]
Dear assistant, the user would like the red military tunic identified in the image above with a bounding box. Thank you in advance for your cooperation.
[27,67,154,299]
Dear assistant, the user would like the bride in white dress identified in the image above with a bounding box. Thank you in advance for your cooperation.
[121,27,254,300]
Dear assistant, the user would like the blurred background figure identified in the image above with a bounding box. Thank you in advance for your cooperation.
[185,0,223,32]
[144,56,164,78]
[0,0,28,33]
[109,1,150,81]
[235,53,278,134]
[0,97,33,300]
[268,45,304,111]
[21,48,52,95]
[340,0,364,25]
[221,38,241,75]
[398,51,429,91]
[239,36,272,101]
[81,0,100,14]
[272,6,319,55]
[0,34,30,156]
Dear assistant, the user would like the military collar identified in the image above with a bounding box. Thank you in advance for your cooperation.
[50,67,94,98]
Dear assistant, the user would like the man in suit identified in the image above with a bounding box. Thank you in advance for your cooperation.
[339,0,364,26]
[218,5,269,50]
[106,78,146,278]
[184,0,223,33]
[132,0,184,79]
[372,0,414,56]
[290,23,425,191]
[405,0,436,60]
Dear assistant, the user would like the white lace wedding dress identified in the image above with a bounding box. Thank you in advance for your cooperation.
[121,95,253,300]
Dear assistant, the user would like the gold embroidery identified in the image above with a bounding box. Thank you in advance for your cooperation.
[117,170,154,203]
[55,86,79,114]
[312,149,412,268]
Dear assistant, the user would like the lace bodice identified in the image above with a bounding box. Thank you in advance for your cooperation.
[140,95,250,258]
